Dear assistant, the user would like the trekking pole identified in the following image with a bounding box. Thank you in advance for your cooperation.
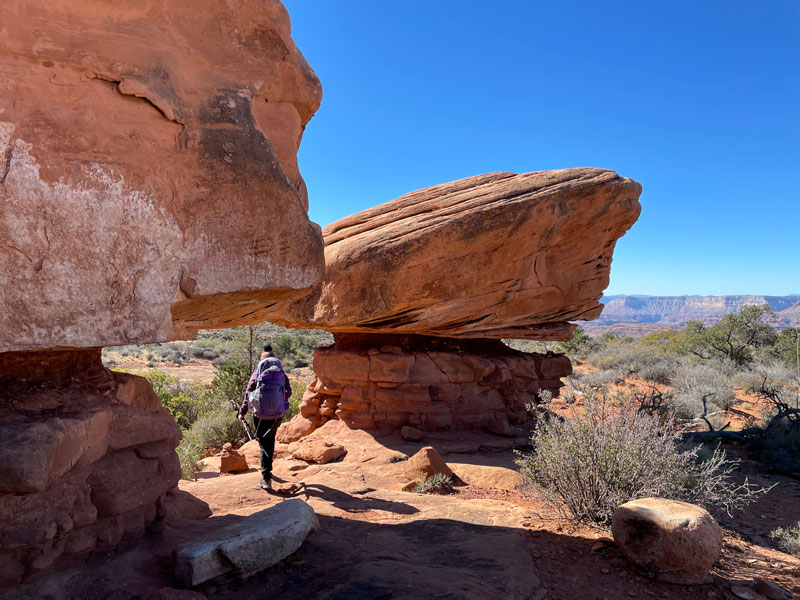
[228,397,254,441]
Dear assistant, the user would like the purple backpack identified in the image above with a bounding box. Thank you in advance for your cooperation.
[246,357,288,419]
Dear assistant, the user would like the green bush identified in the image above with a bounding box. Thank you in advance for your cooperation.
[286,380,306,421]
[210,359,251,406]
[412,473,454,494]
[515,389,769,527]
[177,403,251,479]
[769,522,800,557]
[141,369,209,430]
[571,369,624,387]
[557,326,597,358]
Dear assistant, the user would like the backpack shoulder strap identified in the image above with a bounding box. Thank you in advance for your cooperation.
[256,358,270,375]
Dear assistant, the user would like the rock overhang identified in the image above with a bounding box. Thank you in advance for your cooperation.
[263,167,642,340]
[0,0,325,353]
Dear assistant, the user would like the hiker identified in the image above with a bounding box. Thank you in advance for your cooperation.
[239,343,291,491]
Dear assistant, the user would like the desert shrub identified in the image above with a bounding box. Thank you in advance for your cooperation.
[142,369,209,430]
[556,327,597,358]
[285,380,306,421]
[750,367,800,474]
[572,369,624,387]
[670,362,736,418]
[762,418,800,476]
[770,522,800,557]
[210,359,251,406]
[559,379,584,405]
[502,339,559,354]
[177,404,250,479]
[586,341,678,383]
[272,330,333,367]
[412,473,454,494]
[165,350,185,364]
[515,390,769,526]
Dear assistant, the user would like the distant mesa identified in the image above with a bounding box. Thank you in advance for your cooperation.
[583,294,800,336]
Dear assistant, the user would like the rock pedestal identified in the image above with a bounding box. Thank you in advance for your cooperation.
[281,334,571,440]
[0,349,181,586]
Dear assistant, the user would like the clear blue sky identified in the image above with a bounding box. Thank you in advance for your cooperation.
[284,1,799,296]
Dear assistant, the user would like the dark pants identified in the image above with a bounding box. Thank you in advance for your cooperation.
[252,415,282,481]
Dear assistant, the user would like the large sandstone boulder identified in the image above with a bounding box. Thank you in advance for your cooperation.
[266,168,641,340]
[611,497,723,585]
[0,0,324,352]
[173,499,319,586]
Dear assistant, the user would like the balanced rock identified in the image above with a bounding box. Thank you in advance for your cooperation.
[611,497,723,585]
[404,447,453,481]
[174,499,318,586]
[0,0,324,352]
[266,168,641,340]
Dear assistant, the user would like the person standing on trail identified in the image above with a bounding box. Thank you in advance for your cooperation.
[239,343,291,491]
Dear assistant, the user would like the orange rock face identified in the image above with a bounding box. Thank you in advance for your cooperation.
[0,0,323,586]
[0,349,180,585]
[0,0,324,352]
[267,168,641,340]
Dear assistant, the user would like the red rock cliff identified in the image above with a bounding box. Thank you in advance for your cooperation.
[0,0,324,352]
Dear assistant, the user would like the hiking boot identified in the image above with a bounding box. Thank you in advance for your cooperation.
[258,479,271,491]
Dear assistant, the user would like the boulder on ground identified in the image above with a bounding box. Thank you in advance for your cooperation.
[290,439,346,464]
[449,464,522,491]
[403,446,453,481]
[277,415,320,443]
[219,447,248,474]
[173,499,318,586]
[611,497,723,585]
[401,426,424,441]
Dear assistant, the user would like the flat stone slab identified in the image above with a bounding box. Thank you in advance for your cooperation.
[174,499,319,586]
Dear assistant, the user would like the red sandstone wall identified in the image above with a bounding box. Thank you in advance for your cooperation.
[0,350,180,586]
[280,337,571,441]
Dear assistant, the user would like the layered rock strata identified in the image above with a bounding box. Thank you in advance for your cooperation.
[0,349,180,587]
[279,334,571,441]
[0,0,324,352]
[266,168,642,340]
